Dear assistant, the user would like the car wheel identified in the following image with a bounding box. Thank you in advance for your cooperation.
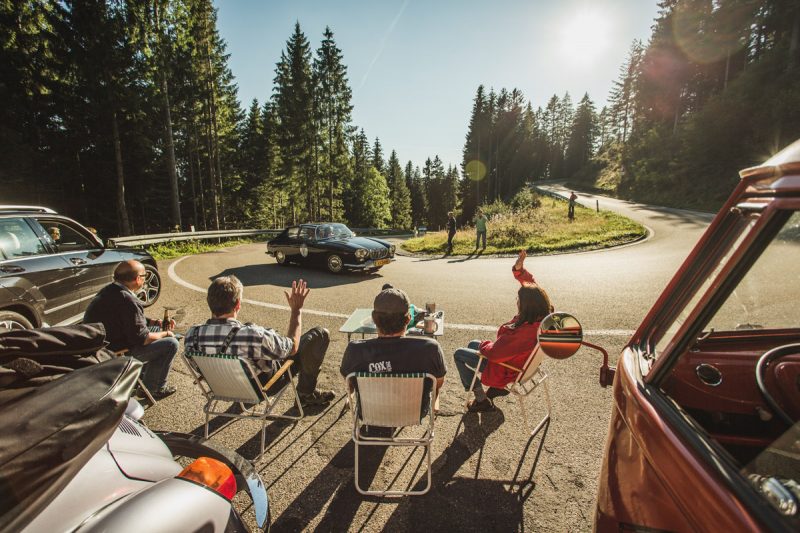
[136,265,161,307]
[0,310,33,332]
[275,250,289,265]
[326,254,344,274]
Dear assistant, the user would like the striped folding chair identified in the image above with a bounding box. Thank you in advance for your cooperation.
[183,351,303,455]
[466,343,551,436]
[345,372,437,496]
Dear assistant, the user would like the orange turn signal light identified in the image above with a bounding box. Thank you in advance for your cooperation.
[177,456,237,500]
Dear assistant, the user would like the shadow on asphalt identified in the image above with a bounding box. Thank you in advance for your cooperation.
[211,263,383,289]
[628,204,715,226]
[267,405,552,532]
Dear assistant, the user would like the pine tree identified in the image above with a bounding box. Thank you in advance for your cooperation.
[386,150,411,229]
[273,21,315,223]
[372,137,385,174]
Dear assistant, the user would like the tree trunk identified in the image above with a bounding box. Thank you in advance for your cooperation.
[789,9,799,72]
[111,109,131,235]
[155,1,181,230]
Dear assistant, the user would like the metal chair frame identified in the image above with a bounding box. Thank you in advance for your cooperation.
[466,344,552,436]
[183,351,304,455]
[346,372,437,496]
[115,349,156,406]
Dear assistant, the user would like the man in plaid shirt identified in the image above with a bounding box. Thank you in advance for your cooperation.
[186,275,335,407]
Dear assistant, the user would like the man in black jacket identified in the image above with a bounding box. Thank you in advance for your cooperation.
[84,260,178,398]
[446,211,457,254]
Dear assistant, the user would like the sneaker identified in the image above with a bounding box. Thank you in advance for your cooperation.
[486,387,510,400]
[467,398,495,412]
[299,389,335,406]
[151,385,177,400]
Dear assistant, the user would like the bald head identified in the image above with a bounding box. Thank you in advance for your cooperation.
[114,260,145,284]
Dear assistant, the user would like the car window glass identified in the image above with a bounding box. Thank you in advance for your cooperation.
[299,226,314,241]
[39,220,95,252]
[651,215,758,368]
[0,218,46,259]
[286,227,299,239]
[330,223,353,238]
[706,211,800,332]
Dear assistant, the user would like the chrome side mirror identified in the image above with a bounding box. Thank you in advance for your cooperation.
[538,312,616,387]
[538,312,583,359]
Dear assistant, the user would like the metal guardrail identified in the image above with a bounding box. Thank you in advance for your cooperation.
[108,227,412,248]
[107,229,280,248]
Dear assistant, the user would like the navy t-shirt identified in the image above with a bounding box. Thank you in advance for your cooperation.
[340,336,446,378]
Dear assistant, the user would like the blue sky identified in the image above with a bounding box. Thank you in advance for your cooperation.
[215,0,660,171]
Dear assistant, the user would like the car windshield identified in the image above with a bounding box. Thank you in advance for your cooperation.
[315,224,353,240]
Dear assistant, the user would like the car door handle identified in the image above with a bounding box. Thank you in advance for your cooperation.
[0,265,25,273]
[70,258,87,265]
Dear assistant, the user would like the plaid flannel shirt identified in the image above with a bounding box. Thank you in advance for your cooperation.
[185,318,294,374]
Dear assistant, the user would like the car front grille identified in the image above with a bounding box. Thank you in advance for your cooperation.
[369,248,388,260]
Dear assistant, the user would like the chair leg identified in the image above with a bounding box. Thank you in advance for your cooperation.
[260,418,268,456]
[464,365,481,411]
[517,394,530,430]
[138,378,156,405]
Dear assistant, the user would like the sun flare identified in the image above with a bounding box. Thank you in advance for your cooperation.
[557,8,611,66]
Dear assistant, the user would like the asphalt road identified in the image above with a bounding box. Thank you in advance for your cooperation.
[143,188,715,532]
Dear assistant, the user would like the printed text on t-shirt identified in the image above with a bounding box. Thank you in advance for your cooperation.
[368,361,392,373]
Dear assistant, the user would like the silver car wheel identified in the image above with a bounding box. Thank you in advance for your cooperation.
[275,250,287,264]
[136,265,161,307]
[327,254,343,273]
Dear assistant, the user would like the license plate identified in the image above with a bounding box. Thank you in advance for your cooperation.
[375,259,390,266]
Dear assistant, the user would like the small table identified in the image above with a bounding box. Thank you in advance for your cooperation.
[339,308,445,341]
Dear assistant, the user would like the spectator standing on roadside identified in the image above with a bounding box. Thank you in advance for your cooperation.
[446,211,457,254]
[568,191,578,221]
[84,260,179,399]
[475,209,488,249]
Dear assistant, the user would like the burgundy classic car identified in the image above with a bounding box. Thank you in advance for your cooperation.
[542,140,800,532]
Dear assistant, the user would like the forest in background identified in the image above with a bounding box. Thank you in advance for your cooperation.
[461,0,800,214]
[2,1,799,236]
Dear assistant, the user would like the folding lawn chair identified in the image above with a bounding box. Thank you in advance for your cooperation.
[183,349,304,455]
[114,349,156,406]
[466,343,551,436]
[346,372,437,496]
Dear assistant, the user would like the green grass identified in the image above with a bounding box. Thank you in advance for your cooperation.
[148,238,260,260]
[402,199,645,255]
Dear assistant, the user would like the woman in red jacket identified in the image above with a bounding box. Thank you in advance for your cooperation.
[453,250,553,412]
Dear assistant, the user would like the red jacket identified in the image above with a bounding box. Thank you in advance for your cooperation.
[478,266,540,388]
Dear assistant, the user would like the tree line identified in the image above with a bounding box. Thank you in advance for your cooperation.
[4,1,797,237]
[1,1,446,235]
[459,0,800,218]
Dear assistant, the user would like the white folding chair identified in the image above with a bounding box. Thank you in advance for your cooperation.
[466,343,551,435]
[346,372,437,496]
[183,351,304,455]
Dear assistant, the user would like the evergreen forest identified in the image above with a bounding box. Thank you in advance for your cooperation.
[2,1,799,237]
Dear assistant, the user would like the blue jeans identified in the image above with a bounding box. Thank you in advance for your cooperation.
[476,230,486,249]
[130,337,180,390]
[453,340,487,390]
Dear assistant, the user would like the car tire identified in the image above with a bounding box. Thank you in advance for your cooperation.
[275,250,289,265]
[136,264,161,307]
[0,310,33,331]
[326,254,344,274]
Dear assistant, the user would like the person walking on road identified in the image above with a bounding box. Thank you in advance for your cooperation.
[446,211,457,254]
[568,191,578,221]
[475,209,488,249]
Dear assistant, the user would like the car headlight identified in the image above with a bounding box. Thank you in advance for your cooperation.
[389,245,396,256]
[355,248,368,260]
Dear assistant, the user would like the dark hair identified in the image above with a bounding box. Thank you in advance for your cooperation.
[513,285,552,328]
[372,310,409,335]
[207,275,243,316]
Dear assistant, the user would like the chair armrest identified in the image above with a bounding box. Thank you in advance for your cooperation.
[114,349,129,356]
[260,359,294,392]
[473,353,523,374]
